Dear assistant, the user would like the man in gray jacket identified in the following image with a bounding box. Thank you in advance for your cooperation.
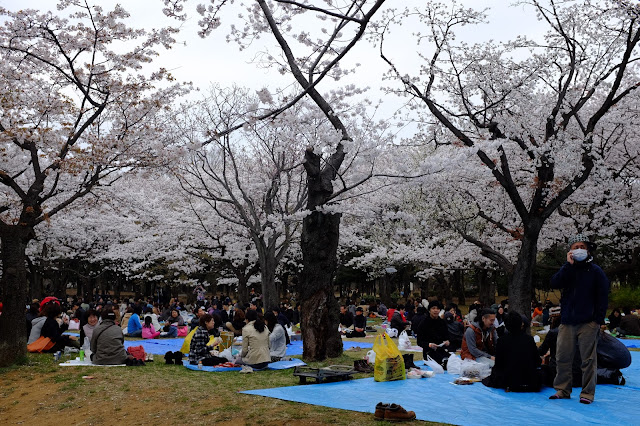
[90,308,129,365]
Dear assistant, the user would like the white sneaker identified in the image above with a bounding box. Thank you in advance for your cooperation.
[240,365,254,374]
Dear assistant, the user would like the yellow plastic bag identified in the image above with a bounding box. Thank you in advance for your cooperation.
[373,332,406,382]
[180,328,198,354]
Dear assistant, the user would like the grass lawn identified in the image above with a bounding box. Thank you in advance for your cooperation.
[0,339,444,426]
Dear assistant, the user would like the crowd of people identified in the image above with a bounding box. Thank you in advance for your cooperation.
[26,288,296,371]
[22,234,634,402]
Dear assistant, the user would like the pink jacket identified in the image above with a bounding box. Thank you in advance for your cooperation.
[142,326,160,339]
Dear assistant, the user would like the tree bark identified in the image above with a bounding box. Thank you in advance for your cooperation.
[0,224,33,367]
[300,211,343,360]
[509,232,540,316]
[453,269,466,306]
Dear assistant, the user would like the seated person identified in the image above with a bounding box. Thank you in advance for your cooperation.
[120,306,133,333]
[143,307,162,332]
[390,304,410,332]
[608,308,622,332]
[40,301,80,352]
[225,308,246,336]
[142,316,161,339]
[410,306,427,337]
[191,306,206,331]
[444,308,464,352]
[235,309,271,370]
[161,307,185,337]
[188,313,227,366]
[377,300,388,317]
[265,312,287,362]
[82,310,99,341]
[91,308,129,365]
[482,311,541,392]
[532,302,543,323]
[126,306,143,337]
[617,309,640,336]
[346,307,367,338]
[417,301,450,367]
[461,308,497,366]
[339,305,354,330]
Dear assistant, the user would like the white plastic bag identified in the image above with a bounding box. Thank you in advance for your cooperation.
[386,327,398,338]
[219,347,234,362]
[460,359,491,379]
[366,350,376,364]
[446,354,463,375]
[398,331,411,350]
[424,355,445,374]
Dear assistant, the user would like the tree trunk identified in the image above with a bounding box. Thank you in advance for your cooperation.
[0,224,32,367]
[509,232,540,316]
[300,210,343,360]
[477,269,492,307]
[453,269,465,306]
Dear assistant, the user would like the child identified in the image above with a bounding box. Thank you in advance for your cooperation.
[142,315,160,339]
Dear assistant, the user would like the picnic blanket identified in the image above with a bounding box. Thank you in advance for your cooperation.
[619,339,640,349]
[182,358,307,372]
[242,351,640,425]
[286,340,373,356]
[59,358,126,367]
[124,338,184,355]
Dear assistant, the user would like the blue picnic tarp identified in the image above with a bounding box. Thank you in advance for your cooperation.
[241,351,640,426]
[182,358,306,372]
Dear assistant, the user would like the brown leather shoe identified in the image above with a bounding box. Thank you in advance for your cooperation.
[385,404,416,422]
[374,402,388,421]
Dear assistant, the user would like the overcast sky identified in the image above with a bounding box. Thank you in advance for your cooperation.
[3,1,546,112]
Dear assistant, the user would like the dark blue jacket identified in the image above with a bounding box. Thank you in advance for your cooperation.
[550,259,609,325]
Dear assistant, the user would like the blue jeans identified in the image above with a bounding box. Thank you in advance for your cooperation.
[128,329,142,338]
[165,326,178,338]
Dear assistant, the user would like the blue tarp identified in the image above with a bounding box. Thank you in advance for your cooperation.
[286,340,373,356]
[122,337,373,355]
[182,358,307,372]
[619,339,640,349]
[241,351,640,425]
[124,338,184,354]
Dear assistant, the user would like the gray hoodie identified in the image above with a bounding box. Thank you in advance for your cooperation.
[28,316,47,344]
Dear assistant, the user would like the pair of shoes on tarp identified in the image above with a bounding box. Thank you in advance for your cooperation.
[239,365,254,374]
[374,402,416,421]
[165,351,184,365]
[354,359,373,373]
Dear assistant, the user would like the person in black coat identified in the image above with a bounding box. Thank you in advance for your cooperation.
[411,306,427,337]
[482,311,541,392]
[417,301,450,366]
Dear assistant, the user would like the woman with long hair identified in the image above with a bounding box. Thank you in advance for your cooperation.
[236,309,270,371]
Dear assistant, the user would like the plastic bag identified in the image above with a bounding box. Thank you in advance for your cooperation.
[424,355,444,374]
[373,333,406,382]
[398,330,411,350]
[219,347,234,362]
[446,354,463,375]
[460,359,491,379]
[366,350,376,364]
[386,327,398,338]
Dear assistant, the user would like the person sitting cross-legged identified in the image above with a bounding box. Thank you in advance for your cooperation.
[188,313,227,366]
[461,308,498,367]
[346,307,367,338]
[482,311,542,392]
[417,301,450,368]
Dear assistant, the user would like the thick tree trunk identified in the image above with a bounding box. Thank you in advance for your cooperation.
[453,269,465,306]
[0,224,32,367]
[477,269,493,307]
[300,211,343,360]
[509,232,540,316]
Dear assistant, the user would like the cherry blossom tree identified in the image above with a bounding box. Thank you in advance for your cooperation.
[376,0,640,314]
[0,1,187,365]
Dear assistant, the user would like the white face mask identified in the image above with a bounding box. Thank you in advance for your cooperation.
[572,248,588,262]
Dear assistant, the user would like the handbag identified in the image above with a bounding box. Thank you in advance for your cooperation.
[27,336,55,353]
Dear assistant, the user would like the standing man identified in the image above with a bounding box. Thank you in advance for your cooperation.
[549,234,609,404]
